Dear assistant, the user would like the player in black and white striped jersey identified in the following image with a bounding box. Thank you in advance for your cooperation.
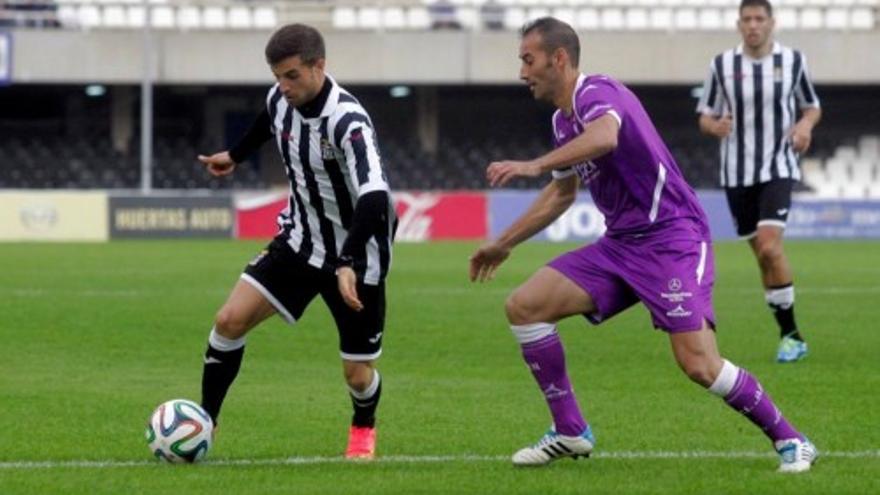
[196,24,396,459]
[697,0,821,363]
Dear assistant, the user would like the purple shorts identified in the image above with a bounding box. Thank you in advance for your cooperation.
[548,231,715,333]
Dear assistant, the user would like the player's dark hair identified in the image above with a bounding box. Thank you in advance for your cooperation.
[520,17,580,68]
[265,23,325,66]
[739,0,773,17]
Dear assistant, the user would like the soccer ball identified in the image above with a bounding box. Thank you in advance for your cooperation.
[145,399,214,463]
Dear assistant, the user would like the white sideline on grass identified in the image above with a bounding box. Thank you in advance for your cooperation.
[1,450,878,470]
[5,286,880,298]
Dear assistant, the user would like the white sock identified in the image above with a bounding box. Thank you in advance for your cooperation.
[708,359,740,397]
[208,327,246,352]
[765,285,795,310]
[510,322,556,345]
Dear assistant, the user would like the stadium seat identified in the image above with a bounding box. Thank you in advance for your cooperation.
[850,160,875,184]
[251,7,276,29]
[202,6,226,29]
[227,7,252,29]
[177,6,200,29]
[839,183,866,198]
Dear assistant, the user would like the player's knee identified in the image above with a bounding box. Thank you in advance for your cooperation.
[755,238,783,266]
[343,364,374,392]
[504,291,541,325]
[214,306,251,339]
[678,358,719,387]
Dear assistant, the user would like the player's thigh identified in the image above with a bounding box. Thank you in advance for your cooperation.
[321,280,386,362]
[725,185,761,238]
[215,278,278,338]
[505,266,598,324]
[541,241,640,326]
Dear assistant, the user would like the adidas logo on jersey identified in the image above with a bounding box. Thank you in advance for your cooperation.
[666,305,693,318]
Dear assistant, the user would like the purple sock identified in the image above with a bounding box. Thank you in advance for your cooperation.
[521,332,587,436]
[724,368,803,443]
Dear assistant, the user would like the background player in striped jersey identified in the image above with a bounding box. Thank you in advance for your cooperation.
[469,16,816,472]
[196,24,396,459]
[697,0,821,363]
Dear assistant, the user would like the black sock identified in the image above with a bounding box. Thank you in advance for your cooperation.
[200,342,245,424]
[350,372,381,428]
[772,306,802,341]
[766,284,802,341]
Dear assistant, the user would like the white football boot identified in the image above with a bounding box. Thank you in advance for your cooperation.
[775,437,818,473]
[512,426,595,467]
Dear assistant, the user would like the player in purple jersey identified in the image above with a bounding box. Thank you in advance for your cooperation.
[468,17,816,472]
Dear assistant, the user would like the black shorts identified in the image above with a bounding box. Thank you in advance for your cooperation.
[725,179,794,238]
[241,236,386,361]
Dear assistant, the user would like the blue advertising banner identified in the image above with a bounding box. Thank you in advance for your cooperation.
[786,199,880,238]
[489,190,880,241]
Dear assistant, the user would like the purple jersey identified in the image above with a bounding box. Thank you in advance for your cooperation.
[552,74,709,239]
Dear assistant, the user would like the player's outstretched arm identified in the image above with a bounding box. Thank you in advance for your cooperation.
[487,114,618,187]
[469,176,578,283]
[198,108,273,177]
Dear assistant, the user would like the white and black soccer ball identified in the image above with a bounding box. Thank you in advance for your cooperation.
[145,399,213,463]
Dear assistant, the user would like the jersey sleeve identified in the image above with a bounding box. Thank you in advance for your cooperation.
[696,59,725,116]
[228,108,272,164]
[794,52,821,110]
[549,111,576,180]
[331,109,390,197]
[574,80,624,129]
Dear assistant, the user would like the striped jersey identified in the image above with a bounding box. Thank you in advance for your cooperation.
[265,75,394,285]
[696,42,821,188]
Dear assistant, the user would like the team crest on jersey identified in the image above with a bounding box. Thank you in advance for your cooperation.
[320,138,335,160]
[574,160,600,184]
[773,67,784,83]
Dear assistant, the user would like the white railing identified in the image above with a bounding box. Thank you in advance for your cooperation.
[0,0,877,31]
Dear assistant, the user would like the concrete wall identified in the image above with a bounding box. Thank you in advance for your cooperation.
[9,29,880,85]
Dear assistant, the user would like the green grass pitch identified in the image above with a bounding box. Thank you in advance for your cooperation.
[1,240,878,494]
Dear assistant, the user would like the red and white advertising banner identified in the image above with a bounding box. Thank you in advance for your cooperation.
[235,192,287,239]
[235,191,488,241]
[393,191,487,242]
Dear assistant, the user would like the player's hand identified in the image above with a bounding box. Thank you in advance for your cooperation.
[197,151,237,177]
[469,242,511,282]
[486,160,542,187]
[712,115,733,138]
[790,122,813,153]
[337,266,363,311]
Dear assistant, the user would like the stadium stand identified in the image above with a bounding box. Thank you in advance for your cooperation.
[4,84,877,193]
[0,2,877,194]
[1,0,875,31]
